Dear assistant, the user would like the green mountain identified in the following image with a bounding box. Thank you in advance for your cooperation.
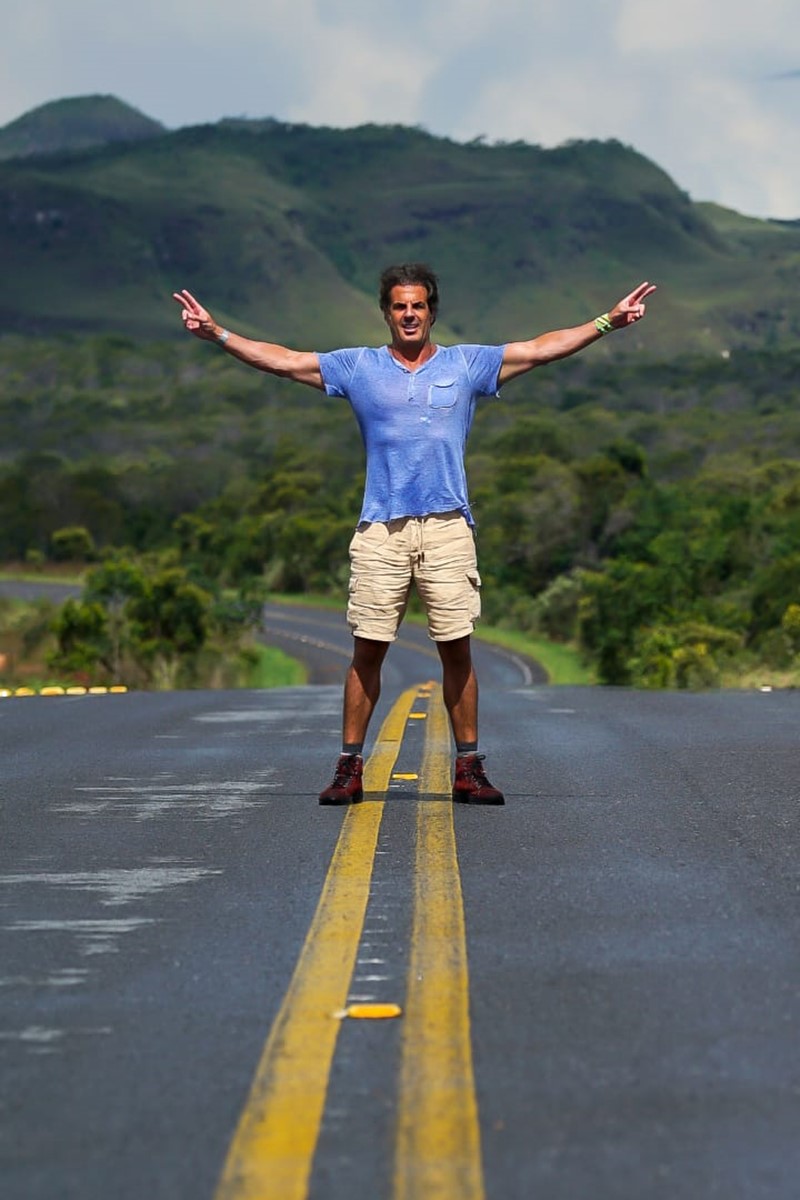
[1,99,798,352]
[0,95,165,161]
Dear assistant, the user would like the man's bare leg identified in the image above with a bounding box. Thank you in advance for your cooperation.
[343,636,391,745]
[437,634,504,804]
[319,637,390,805]
[436,634,478,744]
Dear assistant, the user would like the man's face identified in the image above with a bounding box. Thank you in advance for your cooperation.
[384,284,434,349]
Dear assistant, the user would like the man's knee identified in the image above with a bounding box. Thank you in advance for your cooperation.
[437,634,473,672]
[351,636,391,670]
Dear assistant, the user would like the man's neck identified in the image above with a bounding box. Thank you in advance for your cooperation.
[388,341,437,371]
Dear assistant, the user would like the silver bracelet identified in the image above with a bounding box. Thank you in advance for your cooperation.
[216,328,230,345]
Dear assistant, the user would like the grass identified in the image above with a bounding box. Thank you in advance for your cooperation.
[472,625,596,685]
[246,644,308,688]
[266,591,344,612]
[0,566,85,585]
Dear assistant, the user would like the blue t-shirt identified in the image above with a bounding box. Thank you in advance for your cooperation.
[317,344,504,525]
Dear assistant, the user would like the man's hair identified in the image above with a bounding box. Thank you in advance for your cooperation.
[379,263,440,318]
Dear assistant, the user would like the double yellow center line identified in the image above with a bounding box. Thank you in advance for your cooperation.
[214,683,484,1200]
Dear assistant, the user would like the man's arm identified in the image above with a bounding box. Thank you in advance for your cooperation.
[172,289,324,390]
[498,281,656,386]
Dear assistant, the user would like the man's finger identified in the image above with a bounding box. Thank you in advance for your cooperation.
[175,288,202,312]
[625,281,657,305]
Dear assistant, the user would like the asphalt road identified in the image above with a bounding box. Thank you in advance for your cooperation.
[2,597,800,1199]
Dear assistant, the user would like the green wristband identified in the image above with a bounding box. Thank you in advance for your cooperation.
[594,313,614,335]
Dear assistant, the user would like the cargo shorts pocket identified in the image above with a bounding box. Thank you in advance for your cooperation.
[467,569,482,623]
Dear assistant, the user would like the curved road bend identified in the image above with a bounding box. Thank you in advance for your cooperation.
[1,587,800,1198]
[259,599,546,688]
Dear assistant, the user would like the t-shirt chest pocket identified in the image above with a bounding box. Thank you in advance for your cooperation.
[427,379,457,410]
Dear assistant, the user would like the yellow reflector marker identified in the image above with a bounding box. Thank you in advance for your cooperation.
[408,712,427,720]
[109,686,128,693]
[40,687,65,696]
[66,686,87,695]
[392,773,419,781]
[335,1003,403,1020]
[14,687,35,696]
[88,686,108,694]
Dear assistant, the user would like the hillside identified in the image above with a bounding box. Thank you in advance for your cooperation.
[0,95,165,161]
[0,100,799,351]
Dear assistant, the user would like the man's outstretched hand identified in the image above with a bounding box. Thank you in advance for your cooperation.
[608,281,657,329]
[172,289,219,340]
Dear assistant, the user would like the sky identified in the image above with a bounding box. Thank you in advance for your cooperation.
[2,1,799,220]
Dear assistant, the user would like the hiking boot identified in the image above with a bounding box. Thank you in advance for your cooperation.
[318,753,364,805]
[452,753,505,805]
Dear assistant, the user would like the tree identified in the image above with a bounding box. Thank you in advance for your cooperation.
[628,622,742,690]
[50,598,112,678]
[51,525,96,562]
[126,568,211,689]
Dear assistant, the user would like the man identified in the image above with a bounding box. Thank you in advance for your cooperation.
[173,266,655,806]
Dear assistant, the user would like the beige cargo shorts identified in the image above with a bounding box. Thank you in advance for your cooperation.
[347,510,481,642]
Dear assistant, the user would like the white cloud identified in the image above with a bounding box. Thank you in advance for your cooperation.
[615,0,799,58]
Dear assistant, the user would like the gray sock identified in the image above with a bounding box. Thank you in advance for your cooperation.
[456,741,478,755]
